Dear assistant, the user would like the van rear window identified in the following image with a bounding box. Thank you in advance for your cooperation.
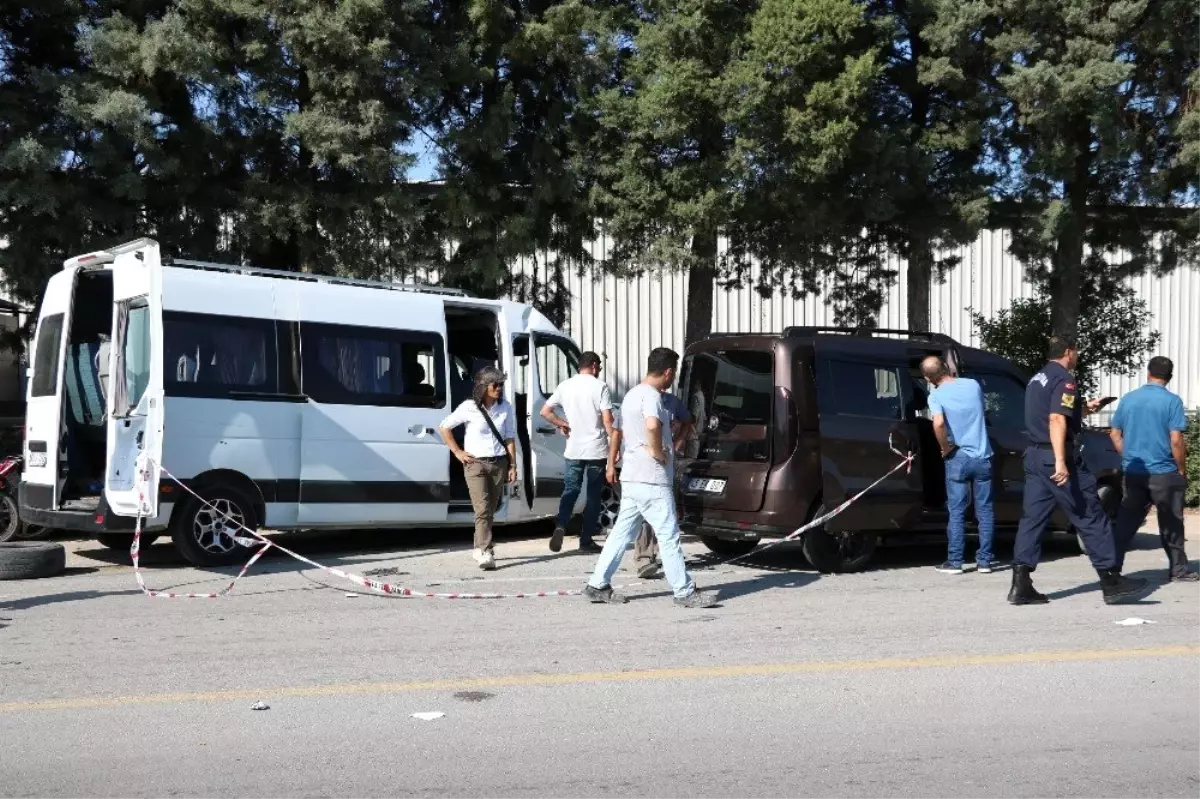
[30,314,65,397]
[684,350,773,462]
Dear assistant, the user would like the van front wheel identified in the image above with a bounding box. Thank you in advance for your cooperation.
[170,485,259,567]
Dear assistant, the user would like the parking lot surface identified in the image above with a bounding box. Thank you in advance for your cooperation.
[1,516,1197,797]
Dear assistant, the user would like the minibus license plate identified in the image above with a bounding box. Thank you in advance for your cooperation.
[688,478,725,493]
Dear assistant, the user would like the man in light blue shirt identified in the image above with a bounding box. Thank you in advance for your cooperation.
[1110,356,1195,581]
[923,355,995,574]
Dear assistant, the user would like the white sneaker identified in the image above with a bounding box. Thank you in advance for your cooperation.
[472,548,487,566]
[479,549,496,570]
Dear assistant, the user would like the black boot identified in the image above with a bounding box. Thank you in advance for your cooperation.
[1167,550,1199,582]
[1098,569,1150,604]
[1007,565,1048,605]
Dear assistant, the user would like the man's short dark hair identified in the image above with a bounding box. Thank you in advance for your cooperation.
[646,347,679,376]
[1047,333,1078,360]
[1148,355,1174,382]
[579,351,602,371]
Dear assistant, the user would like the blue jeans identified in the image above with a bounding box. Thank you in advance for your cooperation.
[945,452,995,567]
[557,459,606,541]
[588,482,696,599]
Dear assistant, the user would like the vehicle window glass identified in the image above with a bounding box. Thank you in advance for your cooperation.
[164,312,275,397]
[535,336,580,396]
[512,336,530,397]
[823,360,903,420]
[969,371,1026,430]
[121,304,152,412]
[301,323,446,408]
[686,350,773,462]
[30,314,65,397]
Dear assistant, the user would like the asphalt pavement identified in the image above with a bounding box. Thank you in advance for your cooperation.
[1,516,1197,798]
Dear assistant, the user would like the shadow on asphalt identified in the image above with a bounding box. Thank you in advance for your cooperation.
[0,589,142,611]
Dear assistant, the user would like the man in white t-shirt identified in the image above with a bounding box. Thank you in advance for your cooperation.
[540,351,615,553]
[584,347,715,608]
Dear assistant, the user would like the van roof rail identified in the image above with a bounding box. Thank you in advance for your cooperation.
[783,326,961,346]
[168,258,469,297]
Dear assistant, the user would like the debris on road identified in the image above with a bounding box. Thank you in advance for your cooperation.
[1114,618,1157,626]
[411,711,445,721]
[250,701,270,711]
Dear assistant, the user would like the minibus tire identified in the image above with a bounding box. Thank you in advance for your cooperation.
[170,485,260,568]
[96,532,157,551]
[0,542,66,580]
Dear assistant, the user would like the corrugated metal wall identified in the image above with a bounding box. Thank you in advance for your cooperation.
[512,228,1199,410]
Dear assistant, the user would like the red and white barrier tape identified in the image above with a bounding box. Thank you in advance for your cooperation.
[130,446,914,599]
[721,449,915,566]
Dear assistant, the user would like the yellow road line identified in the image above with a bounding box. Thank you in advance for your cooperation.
[2,645,1195,713]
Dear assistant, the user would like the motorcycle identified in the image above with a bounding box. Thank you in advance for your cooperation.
[0,455,48,543]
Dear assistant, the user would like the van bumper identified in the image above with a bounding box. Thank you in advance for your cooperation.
[18,481,169,533]
[680,515,796,541]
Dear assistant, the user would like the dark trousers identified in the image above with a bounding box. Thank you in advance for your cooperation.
[1013,448,1117,571]
[1113,472,1189,576]
[556,459,606,542]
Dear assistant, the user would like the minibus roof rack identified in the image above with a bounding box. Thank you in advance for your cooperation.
[169,258,469,297]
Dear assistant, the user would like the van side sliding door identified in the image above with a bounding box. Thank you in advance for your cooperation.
[813,339,926,533]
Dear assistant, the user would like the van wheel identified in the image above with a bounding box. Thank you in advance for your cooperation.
[800,508,878,573]
[0,493,20,542]
[95,533,158,551]
[170,485,259,567]
[699,536,760,558]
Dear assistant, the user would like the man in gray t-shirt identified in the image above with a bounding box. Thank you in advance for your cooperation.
[632,391,693,577]
[584,348,714,608]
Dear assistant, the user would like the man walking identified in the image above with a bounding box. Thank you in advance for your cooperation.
[1008,334,1148,605]
[921,356,996,574]
[1110,356,1196,581]
[541,351,614,553]
[584,347,715,608]
[631,391,693,579]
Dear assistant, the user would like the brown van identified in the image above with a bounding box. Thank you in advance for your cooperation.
[673,327,1122,573]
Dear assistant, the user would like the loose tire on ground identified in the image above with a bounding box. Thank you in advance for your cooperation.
[699,535,760,558]
[0,541,66,580]
[169,483,260,567]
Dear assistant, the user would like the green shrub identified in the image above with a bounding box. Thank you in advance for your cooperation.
[1188,412,1199,507]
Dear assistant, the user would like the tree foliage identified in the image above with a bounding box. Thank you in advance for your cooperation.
[970,290,1160,397]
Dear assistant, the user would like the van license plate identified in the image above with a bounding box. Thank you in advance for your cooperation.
[688,478,726,493]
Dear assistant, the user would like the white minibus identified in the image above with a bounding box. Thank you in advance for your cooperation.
[20,238,590,565]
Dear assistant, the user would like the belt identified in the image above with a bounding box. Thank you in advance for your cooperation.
[1032,441,1076,451]
[474,455,507,462]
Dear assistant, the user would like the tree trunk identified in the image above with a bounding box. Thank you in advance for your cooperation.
[907,237,933,332]
[1049,125,1092,339]
[685,226,717,347]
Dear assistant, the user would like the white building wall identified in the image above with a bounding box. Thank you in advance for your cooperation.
[506,228,1199,411]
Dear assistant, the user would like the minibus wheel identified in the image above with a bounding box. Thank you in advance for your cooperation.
[170,484,260,568]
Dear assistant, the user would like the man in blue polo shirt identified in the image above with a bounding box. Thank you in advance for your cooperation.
[922,355,995,574]
[1110,356,1196,581]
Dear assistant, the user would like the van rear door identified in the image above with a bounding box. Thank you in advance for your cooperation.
[813,338,926,532]
[679,347,774,513]
[23,268,78,508]
[104,240,165,518]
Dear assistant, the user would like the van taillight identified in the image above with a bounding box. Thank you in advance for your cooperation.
[772,386,798,466]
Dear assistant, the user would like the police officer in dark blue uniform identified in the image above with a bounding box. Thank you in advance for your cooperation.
[1009,333,1149,605]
